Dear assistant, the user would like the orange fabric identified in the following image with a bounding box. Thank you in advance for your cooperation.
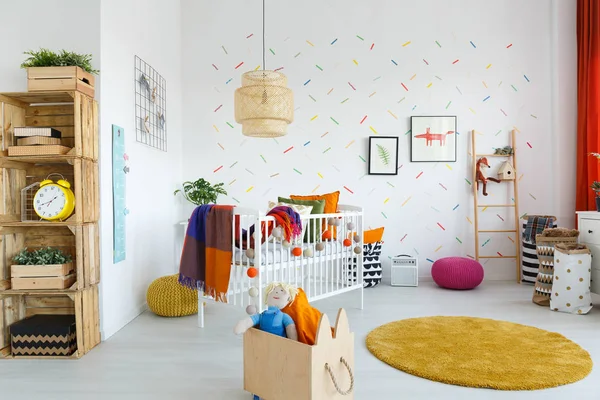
[576,0,600,211]
[282,288,326,345]
[364,227,385,244]
[205,248,231,300]
[291,191,340,238]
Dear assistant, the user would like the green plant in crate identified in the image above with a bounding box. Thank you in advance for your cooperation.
[20,48,99,74]
[12,247,73,266]
[174,178,227,206]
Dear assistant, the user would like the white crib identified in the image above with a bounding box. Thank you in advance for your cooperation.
[182,204,365,328]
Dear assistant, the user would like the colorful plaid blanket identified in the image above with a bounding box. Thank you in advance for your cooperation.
[179,204,233,302]
[523,216,555,244]
[235,206,302,249]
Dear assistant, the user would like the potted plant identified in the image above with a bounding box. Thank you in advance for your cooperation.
[21,48,98,97]
[591,181,600,211]
[11,247,75,290]
[174,178,227,206]
[590,153,600,211]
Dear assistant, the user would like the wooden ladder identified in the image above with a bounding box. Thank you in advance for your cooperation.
[471,130,521,283]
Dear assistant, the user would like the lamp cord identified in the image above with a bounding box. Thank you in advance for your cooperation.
[262,0,266,71]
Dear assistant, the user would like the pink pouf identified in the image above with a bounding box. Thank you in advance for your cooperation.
[431,257,484,290]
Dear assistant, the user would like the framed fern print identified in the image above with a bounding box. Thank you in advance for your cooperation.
[368,136,399,175]
[410,116,457,162]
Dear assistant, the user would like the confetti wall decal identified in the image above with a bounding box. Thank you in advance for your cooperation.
[189,10,556,284]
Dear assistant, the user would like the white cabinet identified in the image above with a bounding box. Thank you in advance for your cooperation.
[576,211,600,294]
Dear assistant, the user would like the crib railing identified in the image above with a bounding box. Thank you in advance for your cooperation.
[229,205,364,313]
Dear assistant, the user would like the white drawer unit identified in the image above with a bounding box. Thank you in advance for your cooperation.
[391,255,418,287]
[576,211,600,294]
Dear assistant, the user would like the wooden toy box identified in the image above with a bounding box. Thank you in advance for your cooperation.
[243,308,354,400]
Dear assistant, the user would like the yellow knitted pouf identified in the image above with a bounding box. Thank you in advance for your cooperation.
[147,274,198,317]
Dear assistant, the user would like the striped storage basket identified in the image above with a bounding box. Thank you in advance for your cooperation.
[521,217,557,284]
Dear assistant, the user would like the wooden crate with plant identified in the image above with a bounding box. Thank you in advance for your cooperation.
[10,247,75,290]
[0,225,99,292]
[21,49,98,98]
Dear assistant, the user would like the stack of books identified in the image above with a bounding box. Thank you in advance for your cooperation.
[9,127,70,157]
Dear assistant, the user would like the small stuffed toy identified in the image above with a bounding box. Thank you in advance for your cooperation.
[233,282,299,341]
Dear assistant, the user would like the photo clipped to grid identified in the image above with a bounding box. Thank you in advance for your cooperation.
[134,56,167,151]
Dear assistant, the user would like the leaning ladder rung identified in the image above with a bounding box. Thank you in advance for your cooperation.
[479,255,517,259]
[478,229,517,233]
[477,204,515,207]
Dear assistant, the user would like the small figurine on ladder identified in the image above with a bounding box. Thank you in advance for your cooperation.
[475,157,501,196]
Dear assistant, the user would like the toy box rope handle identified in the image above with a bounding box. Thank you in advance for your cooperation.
[325,357,354,395]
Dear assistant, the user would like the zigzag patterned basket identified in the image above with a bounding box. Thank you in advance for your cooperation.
[533,235,579,306]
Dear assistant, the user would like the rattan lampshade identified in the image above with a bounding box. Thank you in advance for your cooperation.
[234,70,294,137]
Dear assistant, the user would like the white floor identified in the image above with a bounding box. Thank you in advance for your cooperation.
[1,281,599,400]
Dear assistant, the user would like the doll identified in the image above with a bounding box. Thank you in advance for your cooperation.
[233,282,298,341]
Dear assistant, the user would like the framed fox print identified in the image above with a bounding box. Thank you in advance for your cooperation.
[368,136,399,175]
[410,116,457,162]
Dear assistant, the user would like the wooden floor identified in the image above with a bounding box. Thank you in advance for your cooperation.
[1,281,599,400]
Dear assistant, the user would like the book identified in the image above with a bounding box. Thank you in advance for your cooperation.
[14,127,62,138]
[17,136,61,146]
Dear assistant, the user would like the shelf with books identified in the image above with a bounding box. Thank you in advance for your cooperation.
[0,91,98,161]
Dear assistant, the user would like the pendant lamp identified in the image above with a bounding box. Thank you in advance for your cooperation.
[234,0,293,137]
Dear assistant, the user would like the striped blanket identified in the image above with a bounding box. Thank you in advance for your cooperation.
[179,205,233,302]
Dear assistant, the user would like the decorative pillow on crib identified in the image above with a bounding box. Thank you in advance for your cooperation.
[290,191,340,239]
[267,201,313,243]
[347,241,383,288]
[277,197,325,243]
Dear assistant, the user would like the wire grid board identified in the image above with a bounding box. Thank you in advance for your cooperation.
[134,56,167,151]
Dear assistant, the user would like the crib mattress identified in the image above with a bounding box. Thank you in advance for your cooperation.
[234,240,350,265]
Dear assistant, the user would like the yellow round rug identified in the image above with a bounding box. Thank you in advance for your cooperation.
[366,316,592,390]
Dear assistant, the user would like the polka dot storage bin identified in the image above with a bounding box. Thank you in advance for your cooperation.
[550,243,592,315]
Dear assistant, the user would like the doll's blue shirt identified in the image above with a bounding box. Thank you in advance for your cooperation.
[251,306,294,337]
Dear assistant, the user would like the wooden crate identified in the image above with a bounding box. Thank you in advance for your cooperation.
[0,224,99,291]
[244,309,355,400]
[0,91,98,160]
[27,67,95,98]
[0,157,98,224]
[11,262,75,290]
[0,285,100,359]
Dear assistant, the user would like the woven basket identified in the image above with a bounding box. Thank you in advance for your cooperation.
[533,235,579,306]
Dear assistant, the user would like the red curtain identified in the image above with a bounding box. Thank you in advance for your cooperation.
[576,0,600,211]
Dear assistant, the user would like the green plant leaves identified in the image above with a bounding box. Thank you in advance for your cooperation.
[12,247,72,265]
[21,48,99,74]
[174,178,227,205]
[377,144,391,166]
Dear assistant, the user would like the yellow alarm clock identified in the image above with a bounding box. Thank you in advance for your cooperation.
[33,175,75,221]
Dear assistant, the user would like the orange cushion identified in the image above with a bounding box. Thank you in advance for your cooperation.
[364,227,384,244]
[290,191,340,215]
[282,288,327,345]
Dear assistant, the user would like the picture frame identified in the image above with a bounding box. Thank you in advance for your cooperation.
[368,136,399,175]
[410,116,457,162]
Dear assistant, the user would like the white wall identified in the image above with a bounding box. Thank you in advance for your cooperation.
[181,0,578,281]
[100,0,183,339]
[0,0,100,92]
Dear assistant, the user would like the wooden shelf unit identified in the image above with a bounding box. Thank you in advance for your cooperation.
[0,91,98,160]
[0,157,99,224]
[0,90,100,359]
[0,285,100,359]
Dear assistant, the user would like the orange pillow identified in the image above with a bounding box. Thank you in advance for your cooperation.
[290,191,340,215]
[364,227,384,244]
[282,288,328,345]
